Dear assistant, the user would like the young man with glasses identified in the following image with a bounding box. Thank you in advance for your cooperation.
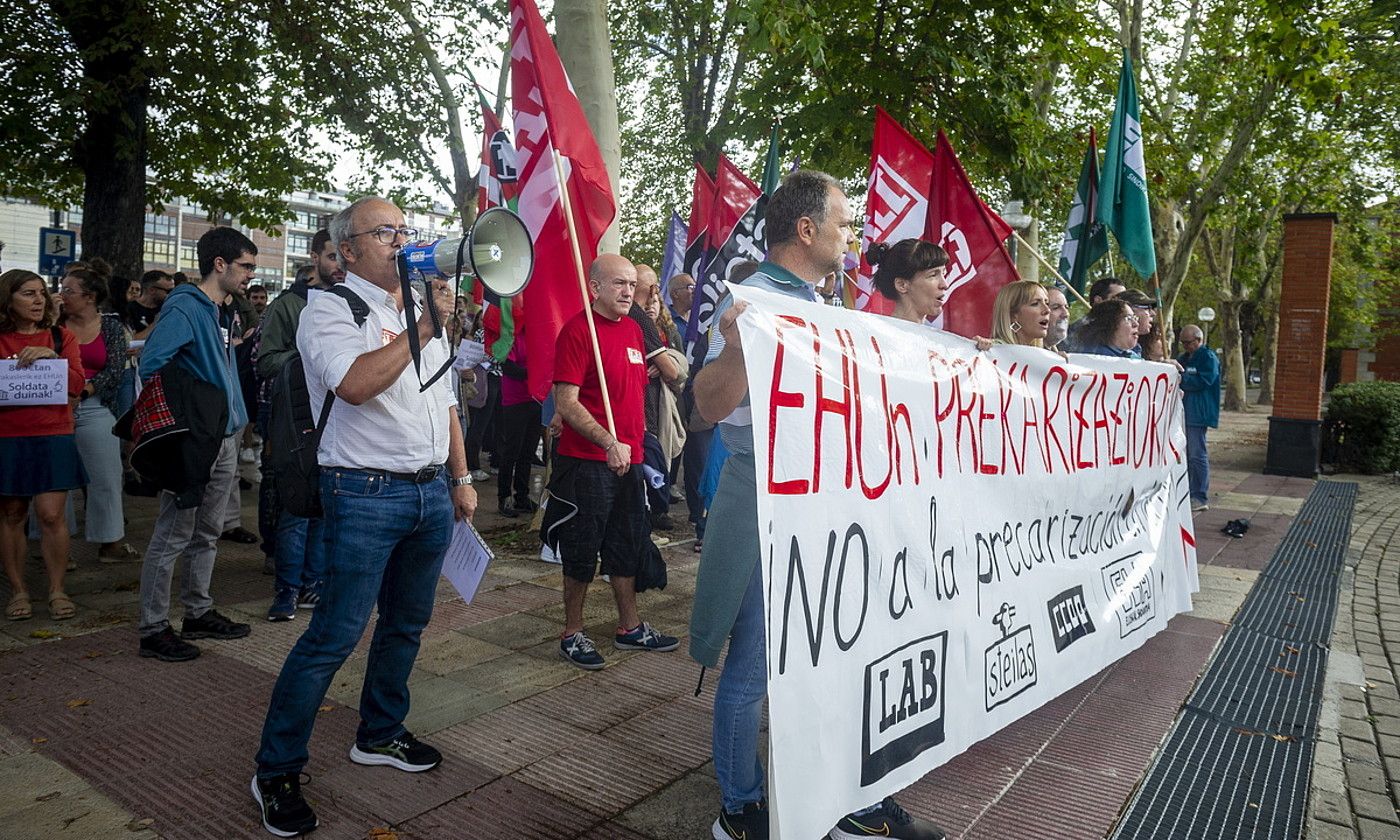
[252,197,477,838]
[135,227,256,662]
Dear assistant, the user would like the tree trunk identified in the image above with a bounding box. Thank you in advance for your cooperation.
[1220,299,1248,410]
[58,0,148,282]
[1257,309,1278,405]
[553,0,622,253]
[399,3,475,226]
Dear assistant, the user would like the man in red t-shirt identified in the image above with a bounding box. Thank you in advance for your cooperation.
[544,253,679,670]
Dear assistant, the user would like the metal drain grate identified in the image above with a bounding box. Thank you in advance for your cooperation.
[1112,480,1357,840]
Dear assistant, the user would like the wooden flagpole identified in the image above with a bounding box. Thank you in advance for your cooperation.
[1011,229,1092,308]
[553,150,617,437]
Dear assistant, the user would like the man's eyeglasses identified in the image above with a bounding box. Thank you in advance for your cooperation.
[347,226,419,245]
[231,260,258,273]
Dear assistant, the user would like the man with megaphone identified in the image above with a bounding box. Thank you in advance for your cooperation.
[251,196,478,838]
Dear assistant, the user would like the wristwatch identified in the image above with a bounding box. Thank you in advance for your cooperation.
[448,474,473,487]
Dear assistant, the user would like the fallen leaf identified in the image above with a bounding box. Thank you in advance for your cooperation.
[1272,734,1295,743]
[82,651,104,660]
[29,629,58,639]
[126,817,155,831]
[1234,727,1264,737]
[1248,802,1260,808]
[368,829,399,839]
[1271,666,1298,678]
[317,705,334,713]
[1280,646,1300,657]
[31,737,47,745]
[35,791,60,802]
[65,699,92,709]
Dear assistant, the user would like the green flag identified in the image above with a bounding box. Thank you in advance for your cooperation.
[1058,128,1109,295]
[1096,51,1156,279]
[760,122,782,195]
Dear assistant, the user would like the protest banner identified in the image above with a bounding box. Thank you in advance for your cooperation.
[728,284,1199,839]
[0,359,68,405]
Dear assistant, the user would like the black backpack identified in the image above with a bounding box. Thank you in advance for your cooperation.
[264,286,369,518]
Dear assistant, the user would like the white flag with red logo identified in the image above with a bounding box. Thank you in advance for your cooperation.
[854,107,934,317]
[509,0,616,401]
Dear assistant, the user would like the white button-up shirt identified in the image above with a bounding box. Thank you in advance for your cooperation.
[299,272,457,472]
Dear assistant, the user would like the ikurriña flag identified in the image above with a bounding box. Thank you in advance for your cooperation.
[1096,50,1155,280]
[927,129,1019,338]
[509,0,616,402]
[855,107,935,317]
[1057,127,1109,297]
[686,155,763,358]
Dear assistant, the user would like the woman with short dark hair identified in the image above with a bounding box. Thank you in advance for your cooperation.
[0,270,86,620]
[1076,299,1142,359]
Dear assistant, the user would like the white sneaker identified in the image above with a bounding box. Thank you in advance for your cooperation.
[1191,502,1209,512]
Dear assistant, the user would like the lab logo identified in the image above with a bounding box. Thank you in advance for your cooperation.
[984,602,1037,712]
[1101,552,1156,638]
[860,632,948,786]
[489,130,518,183]
[1047,585,1096,653]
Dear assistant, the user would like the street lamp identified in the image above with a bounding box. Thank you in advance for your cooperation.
[1197,307,1216,346]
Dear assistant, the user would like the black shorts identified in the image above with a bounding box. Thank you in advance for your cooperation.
[540,454,647,584]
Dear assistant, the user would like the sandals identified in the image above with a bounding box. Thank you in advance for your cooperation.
[97,543,140,563]
[6,592,31,621]
[47,593,76,621]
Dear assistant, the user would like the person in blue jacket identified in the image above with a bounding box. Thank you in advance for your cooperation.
[1177,324,1220,511]
[135,226,254,662]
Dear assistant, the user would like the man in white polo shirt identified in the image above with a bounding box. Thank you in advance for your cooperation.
[250,196,478,838]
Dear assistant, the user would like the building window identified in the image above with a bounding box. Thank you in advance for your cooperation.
[290,209,324,230]
[179,241,198,271]
[286,231,313,257]
[145,212,176,238]
[144,238,175,265]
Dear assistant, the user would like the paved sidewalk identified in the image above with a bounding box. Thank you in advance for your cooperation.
[0,410,1381,839]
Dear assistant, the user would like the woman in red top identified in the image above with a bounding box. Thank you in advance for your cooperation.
[0,270,86,621]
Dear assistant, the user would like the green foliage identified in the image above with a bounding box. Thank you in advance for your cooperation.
[1327,381,1400,474]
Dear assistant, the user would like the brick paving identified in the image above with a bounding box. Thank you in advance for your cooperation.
[0,410,1380,839]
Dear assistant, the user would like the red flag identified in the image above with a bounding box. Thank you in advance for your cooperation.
[688,155,762,350]
[687,164,714,253]
[855,107,935,316]
[927,130,1018,337]
[510,0,617,401]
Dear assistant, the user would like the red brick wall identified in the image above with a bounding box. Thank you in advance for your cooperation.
[1375,285,1400,382]
[1339,348,1359,384]
[1273,214,1336,420]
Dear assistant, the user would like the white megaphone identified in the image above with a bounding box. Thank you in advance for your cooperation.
[399,206,535,297]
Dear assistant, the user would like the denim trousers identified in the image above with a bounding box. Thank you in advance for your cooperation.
[1186,425,1210,504]
[73,397,124,544]
[274,512,326,593]
[256,468,452,777]
[713,557,767,813]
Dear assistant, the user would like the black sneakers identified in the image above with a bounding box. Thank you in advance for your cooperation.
[348,731,442,772]
[713,800,769,840]
[251,773,318,837]
[614,622,680,652]
[560,631,606,670]
[139,627,200,662]
[182,608,252,640]
[829,797,946,840]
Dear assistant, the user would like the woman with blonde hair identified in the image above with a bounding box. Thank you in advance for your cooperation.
[0,270,86,620]
[990,280,1054,349]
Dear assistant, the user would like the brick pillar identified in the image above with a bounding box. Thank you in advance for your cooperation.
[1265,213,1336,477]
[1339,349,1359,384]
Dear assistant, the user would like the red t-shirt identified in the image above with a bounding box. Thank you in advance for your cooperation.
[553,309,646,463]
[0,327,84,438]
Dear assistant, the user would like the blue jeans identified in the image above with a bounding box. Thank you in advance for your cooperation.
[1186,425,1209,504]
[275,513,326,593]
[255,468,453,776]
[713,558,767,813]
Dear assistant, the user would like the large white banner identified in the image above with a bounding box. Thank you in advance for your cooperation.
[729,285,1200,839]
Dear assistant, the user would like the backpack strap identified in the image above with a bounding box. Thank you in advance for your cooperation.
[315,390,335,432]
[325,285,370,327]
[50,326,62,350]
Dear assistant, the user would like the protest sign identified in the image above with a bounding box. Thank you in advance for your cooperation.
[728,285,1199,839]
[0,359,68,406]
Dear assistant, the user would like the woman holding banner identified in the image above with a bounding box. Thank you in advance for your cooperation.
[1076,299,1144,360]
[870,239,993,355]
[0,270,86,621]
[989,280,1056,350]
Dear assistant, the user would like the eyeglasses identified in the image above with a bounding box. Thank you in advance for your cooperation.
[57,287,85,296]
[1123,315,1140,324]
[229,260,257,273]
[347,225,419,245]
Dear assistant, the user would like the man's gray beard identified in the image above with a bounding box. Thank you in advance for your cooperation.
[1047,321,1069,347]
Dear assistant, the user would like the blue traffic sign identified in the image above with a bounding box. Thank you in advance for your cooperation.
[39,228,76,276]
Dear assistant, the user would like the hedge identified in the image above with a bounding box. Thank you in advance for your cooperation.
[1327,381,1400,474]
